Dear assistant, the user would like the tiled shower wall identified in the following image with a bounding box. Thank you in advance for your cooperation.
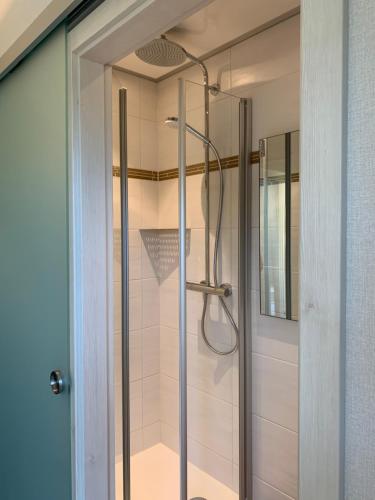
[113,14,299,499]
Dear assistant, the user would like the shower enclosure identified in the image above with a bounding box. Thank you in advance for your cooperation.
[115,78,252,500]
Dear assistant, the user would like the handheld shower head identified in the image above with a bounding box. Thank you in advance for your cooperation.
[164,116,210,145]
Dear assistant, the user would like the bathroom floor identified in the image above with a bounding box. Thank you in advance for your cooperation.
[115,443,238,500]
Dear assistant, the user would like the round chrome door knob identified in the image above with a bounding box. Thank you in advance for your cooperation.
[50,370,65,395]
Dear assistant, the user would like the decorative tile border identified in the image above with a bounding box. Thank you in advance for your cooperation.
[112,166,158,180]
[260,172,300,185]
[113,151,261,181]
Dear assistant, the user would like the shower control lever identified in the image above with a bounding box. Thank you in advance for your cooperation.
[186,281,232,297]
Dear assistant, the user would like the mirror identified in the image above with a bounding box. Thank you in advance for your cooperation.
[259,130,299,320]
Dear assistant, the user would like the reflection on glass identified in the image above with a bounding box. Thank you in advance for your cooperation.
[259,131,299,320]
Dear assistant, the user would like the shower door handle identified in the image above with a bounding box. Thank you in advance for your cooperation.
[49,369,65,395]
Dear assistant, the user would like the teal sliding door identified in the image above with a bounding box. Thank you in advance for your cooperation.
[0,26,71,499]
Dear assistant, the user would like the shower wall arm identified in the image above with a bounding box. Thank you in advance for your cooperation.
[185,51,209,85]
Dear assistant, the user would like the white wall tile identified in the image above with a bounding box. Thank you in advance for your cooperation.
[129,332,142,382]
[142,374,160,426]
[143,422,161,449]
[112,109,120,167]
[160,325,179,380]
[232,405,239,466]
[186,106,205,166]
[186,228,205,282]
[129,279,142,331]
[233,464,239,494]
[187,386,233,460]
[188,438,234,490]
[115,383,123,456]
[186,173,205,229]
[232,351,239,408]
[187,333,234,403]
[114,281,121,332]
[140,180,158,229]
[158,178,178,228]
[130,429,144,456]
[140,78,157,121]
[127,115,141,170]
[160,278,179,329]
[209,97,236,158]
[128,178,142,229]
[253,476,295,500]
[253,416,298,498]
[251,290,299,364]
[130,380,143,432]
[253,353,298,432]
[157,121,178,171]
[156,78,178,123]
[160,374,179,430]
[240,72,300,146]
[142,326,160,377]
[160,421,179,453]
[140,119,158,171]
[129,229,141,280]
[142,277,160,328]
[185,77,205,111]
[113,177,121,229]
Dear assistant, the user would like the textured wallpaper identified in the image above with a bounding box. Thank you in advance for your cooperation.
[345,0,375,498]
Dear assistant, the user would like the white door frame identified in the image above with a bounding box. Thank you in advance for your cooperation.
[68,1,347,499]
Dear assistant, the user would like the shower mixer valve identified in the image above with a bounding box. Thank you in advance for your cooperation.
[186,280,232,297]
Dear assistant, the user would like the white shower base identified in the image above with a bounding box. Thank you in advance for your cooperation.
[115,443,237,500]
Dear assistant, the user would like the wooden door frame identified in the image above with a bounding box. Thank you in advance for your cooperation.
[68,0,348,499]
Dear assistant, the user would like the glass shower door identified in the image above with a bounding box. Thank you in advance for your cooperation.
[115,78,251,500]
[180,79,252,500]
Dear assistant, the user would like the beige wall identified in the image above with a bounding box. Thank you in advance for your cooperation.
[0,0,78,76]
[0,0,52,58]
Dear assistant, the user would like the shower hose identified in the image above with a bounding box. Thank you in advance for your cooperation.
[200,142,239,356]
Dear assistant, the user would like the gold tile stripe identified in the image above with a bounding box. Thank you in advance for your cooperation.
[260,172,300,185]
[113,151,260,181]
[113,166,158,180]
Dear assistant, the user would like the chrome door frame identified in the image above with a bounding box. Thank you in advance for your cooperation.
[238,98,253,500]
[119,87,131,500]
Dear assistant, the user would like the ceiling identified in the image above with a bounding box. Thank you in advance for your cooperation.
[114,0,299,80]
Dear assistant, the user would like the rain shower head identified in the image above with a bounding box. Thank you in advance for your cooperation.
[135,35,209,85]
[164,116,210,145]
[135,35,187,67]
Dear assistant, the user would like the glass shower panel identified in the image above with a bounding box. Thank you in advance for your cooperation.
[184,80,241,500]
